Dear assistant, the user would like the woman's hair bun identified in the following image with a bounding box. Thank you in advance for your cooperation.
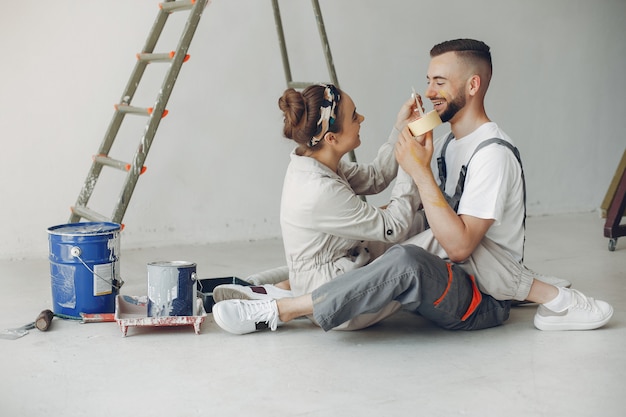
[278,88,305,137]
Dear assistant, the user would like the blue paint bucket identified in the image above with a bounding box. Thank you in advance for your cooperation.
[147,261,197,317]
[47,222,122,318]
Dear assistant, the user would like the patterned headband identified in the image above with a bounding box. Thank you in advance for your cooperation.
[308,83,340,148]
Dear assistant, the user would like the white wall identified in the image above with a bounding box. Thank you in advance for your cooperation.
[1,0,624,260]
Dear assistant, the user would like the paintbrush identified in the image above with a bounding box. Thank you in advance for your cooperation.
[412,86,424,117]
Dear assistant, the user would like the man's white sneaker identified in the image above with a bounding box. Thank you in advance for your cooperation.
[213,299,281,335]
[534,289,613,331]
[213,284,292,303]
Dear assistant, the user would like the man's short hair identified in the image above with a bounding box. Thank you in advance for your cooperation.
[430,39,492,75]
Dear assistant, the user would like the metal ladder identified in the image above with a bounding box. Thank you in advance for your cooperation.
[69,0,209,224]
[271,0,358,165]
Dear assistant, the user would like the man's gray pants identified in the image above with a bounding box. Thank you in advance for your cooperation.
[312,245,511,331]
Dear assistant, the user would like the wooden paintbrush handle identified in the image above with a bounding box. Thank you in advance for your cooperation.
[35,309,54,331]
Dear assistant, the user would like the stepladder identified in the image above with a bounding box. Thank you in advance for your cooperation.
[271,0,359,165]
[69,0,209,225]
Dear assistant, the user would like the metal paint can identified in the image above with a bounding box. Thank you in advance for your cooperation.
[147,261,197,317]
[47,222,122,318]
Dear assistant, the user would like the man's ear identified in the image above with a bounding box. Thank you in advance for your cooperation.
[468,74,481,96]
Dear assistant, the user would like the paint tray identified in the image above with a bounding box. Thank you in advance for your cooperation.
[196,276,251,312]
[114,295,207,337]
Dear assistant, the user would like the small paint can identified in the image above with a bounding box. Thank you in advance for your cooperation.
[147,261,197,317]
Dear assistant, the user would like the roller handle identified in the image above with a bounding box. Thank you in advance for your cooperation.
[35,309,54,331]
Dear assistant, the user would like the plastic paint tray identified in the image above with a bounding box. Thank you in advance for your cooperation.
[114,295,207,337]
[196,276,251,312]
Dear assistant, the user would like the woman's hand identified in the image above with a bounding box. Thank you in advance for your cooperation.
[394,94,424,131]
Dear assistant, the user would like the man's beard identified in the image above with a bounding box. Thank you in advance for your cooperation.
[439,93,466,123]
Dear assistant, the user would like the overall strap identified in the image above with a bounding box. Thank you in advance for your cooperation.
[455,139,525,220]
[436,133,456,194]
[437,137,525,213]
[435,135,527,260]
[447,138,527,259]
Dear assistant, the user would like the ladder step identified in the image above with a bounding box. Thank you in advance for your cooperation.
[160,0,196,13]
[136,51,190,63]
[114,104,169,118]
[114,104,150,116]
[287,81,330,89]
[70,206,110,223]
[287,81,322,89]
[93,155,148,174]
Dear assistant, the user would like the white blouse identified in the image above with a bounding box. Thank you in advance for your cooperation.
[280,128,422,296]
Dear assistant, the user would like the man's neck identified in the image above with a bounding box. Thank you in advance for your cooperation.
[450,105,490,139]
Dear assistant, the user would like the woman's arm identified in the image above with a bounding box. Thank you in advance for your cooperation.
[342,96,420,195]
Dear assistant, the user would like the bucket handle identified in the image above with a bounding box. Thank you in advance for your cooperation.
[71,246,124,290]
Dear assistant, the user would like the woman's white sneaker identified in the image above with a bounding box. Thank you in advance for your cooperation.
[213,299,281,335]
[213,284,292,302]
[534,289,613,331]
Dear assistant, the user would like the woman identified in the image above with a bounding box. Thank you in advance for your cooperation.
[214,84,424,328]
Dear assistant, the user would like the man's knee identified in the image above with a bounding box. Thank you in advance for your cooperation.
[386,244,431,266]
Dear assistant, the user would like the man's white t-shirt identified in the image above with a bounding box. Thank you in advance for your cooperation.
[431,122,525,262]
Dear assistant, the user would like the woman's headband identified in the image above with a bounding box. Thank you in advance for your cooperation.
[308,83,340,148]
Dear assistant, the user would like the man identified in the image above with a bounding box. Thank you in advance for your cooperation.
[212,39,613,334]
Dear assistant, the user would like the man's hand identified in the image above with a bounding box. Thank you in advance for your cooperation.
[395,127,494,262]
[394,126,434,179]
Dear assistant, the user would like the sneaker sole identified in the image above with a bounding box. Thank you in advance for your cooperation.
[213,285,261,303]
[534,305,614,331]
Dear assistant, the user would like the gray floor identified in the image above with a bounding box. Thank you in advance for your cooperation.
[0,212,624,417]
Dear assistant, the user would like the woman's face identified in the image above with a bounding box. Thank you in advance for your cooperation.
[335,92,365,152]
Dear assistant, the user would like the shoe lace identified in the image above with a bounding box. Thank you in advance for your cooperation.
[238,300,279,331]
[569,289,598,312]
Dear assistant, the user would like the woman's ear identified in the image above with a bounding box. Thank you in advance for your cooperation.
[323,132,338,145]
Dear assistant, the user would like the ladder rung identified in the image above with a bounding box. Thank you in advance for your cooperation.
[114,104,150,116]
[94,154,126,171]
[114,104,169,118]
[288,81,321,89]
[136,51,190,63]
[70,206,110,223]
[159,0,196,13]
[93,155,148,174]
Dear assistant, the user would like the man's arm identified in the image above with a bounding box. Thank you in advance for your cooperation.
[394,128,493,262]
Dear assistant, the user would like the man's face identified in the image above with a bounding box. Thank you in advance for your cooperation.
[425,52,467,123]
